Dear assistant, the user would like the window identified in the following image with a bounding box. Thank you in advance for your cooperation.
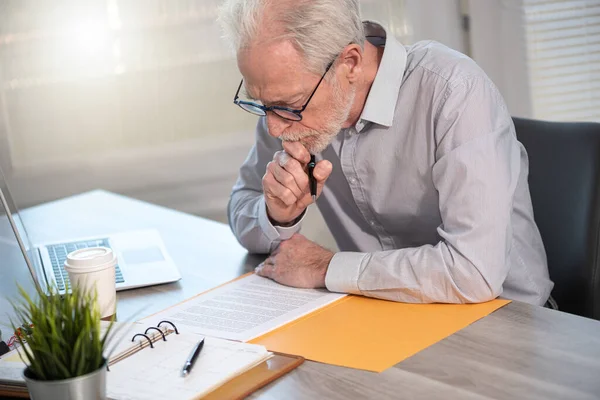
[0,0,256,171]
[524,0,600,122]
[469,0,600,122]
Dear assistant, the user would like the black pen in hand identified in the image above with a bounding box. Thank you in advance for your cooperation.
[181,337,205,377]
[308,154,317,203]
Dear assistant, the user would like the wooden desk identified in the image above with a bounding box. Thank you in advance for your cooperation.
[14,191,600,399]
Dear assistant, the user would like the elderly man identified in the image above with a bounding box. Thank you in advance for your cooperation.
[218,0,554,306]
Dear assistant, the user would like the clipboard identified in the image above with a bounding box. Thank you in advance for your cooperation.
[0,385,28,398]
[202,352,304,400]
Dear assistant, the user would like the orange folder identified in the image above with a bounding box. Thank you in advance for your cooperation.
[250,295,510,372]
[145,272,510,373]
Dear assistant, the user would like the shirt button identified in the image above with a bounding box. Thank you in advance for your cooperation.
[349,177,357,184]
[370,220,376,226]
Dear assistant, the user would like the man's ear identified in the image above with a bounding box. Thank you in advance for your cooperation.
[341,44,363,84]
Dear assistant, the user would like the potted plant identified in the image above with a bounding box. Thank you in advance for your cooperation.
[10,284,115,400]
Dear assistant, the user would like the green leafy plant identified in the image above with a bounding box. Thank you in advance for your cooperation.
[10,284,115,381]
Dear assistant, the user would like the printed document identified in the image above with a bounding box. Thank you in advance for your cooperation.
[142,274,346,341]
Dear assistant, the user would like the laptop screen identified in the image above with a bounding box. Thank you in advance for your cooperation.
[0,168,40,333]
[0,166,36,254]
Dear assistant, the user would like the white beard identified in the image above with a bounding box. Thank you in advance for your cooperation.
[281,78,356,154]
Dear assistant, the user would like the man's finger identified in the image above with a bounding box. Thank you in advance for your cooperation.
[270,159,304,199]
[282,141,311,164]
[273,151,291,168]
[313,160,333,183]
[255,260,275,278]
[309,160,333,201]
[274,151,309,191]
[263,167,298,206]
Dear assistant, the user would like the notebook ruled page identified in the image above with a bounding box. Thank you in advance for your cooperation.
[107,333,271,400]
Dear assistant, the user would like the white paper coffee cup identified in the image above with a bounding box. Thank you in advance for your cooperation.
[64,247,117,319]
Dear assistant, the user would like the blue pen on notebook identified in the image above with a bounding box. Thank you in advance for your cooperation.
[181,338,205,377]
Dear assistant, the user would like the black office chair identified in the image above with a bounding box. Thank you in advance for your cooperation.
[513,117,600,320]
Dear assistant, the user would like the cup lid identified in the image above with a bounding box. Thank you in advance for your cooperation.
[65,247,115,269]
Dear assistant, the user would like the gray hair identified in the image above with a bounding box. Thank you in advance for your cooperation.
[217,0,365,75]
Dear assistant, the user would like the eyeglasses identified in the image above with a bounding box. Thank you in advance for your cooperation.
[233,60,335,122]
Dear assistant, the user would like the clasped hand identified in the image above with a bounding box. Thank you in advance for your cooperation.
[255,234,334,288]
[262,141,332,225]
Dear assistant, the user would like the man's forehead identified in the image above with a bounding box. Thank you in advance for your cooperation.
[238,40,309,103]
[240,39,301,68]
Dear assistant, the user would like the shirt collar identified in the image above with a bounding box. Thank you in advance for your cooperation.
[356,21,407,131]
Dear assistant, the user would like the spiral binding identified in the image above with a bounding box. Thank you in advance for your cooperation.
[130,320,179,347]
[144,327,166,341]
[106,321,180,372]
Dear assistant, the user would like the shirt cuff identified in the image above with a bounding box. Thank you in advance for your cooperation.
[325,252,368,295]
[257,196,304,241]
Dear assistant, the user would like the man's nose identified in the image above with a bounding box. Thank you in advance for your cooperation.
[266,113,292,138]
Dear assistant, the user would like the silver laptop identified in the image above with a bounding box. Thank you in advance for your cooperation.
[0,169,181,295]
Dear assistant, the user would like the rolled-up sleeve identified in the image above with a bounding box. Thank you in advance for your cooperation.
[228,117,305,253]
[325,77,520,303]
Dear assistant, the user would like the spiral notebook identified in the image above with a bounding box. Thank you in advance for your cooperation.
[0,320,303,400]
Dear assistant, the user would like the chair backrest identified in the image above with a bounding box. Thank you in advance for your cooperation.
[513,117,600,320]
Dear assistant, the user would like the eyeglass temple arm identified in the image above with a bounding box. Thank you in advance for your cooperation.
[299,61,335,112]
[233,79,244,102]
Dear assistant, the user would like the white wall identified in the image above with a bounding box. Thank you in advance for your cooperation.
[468,0,533,118]
[403,0,466,53]
[361,0,466,53]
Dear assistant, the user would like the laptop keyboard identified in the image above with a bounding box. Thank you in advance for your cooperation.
[47,239,125,291]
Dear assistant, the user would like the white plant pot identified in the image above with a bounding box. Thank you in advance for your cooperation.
[23,360,107,400]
